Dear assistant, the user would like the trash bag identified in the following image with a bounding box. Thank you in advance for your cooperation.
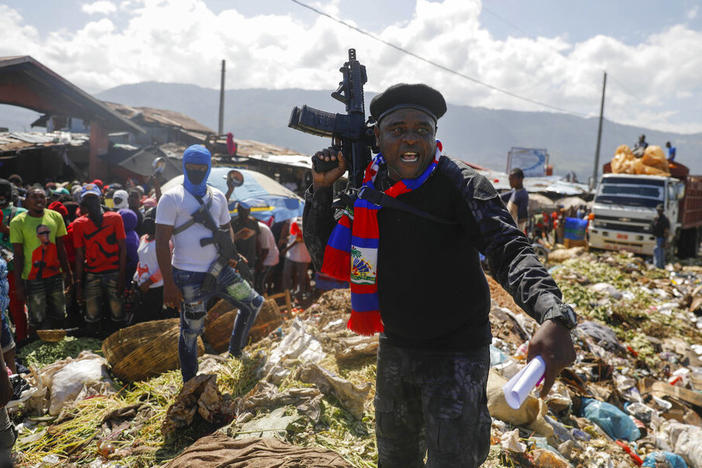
[486,369,554,438]
[49,353,112,415]
[656,421,702,468]
[262,319,325,384]
[576,321,626,354]
[579,398,640,441]
[642,452,688,468]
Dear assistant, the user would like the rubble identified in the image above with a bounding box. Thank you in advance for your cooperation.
[10,248,702,467]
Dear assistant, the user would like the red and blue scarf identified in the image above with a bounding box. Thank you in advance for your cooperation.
[321,142,442,335]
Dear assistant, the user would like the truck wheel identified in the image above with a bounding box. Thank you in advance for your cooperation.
[677,228,699,259]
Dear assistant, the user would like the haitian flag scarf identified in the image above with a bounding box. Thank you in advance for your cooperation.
[321,142,442,335]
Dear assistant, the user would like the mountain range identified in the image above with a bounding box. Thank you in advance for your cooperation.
[3,82,701,179]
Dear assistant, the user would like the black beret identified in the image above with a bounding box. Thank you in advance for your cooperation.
[370,83,447,124]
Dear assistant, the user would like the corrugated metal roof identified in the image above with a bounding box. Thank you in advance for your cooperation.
[103,102,214,134]
[0,56,144,134]
[0,131,89,154]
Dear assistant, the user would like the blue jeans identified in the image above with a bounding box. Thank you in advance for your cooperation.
[173,266,263,382]
[654,237,666,269]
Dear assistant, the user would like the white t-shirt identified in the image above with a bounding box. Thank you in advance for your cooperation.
[134,235,163,288]
[257,221,279,267]
[155,185,231,272]
[285,218,311,263]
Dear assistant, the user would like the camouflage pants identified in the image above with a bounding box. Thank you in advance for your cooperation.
[374,341,491,468]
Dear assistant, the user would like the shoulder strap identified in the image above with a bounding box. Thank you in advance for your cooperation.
[358,187,457,225]
[173,188,214,235]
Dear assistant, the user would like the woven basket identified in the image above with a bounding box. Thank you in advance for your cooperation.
[203,299,282,353]
[103,319,204,382]
[102,319,179,364]
[37,329,66,343]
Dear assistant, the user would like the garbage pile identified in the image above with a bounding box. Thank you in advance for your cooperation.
[8,248,702,467]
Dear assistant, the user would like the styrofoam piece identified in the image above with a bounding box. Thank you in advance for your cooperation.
[503,356,546,409]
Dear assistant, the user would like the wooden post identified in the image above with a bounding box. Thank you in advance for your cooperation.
[89,121,109,180]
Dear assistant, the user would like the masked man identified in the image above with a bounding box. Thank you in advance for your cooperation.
[303,83,577,467]
[155,145,263,382]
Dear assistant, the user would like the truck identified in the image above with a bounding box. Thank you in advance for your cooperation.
[588,160,702,258]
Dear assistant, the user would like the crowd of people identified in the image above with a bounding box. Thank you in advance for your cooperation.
[0,170,316,351]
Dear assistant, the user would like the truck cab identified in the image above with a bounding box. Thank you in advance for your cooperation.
[589,174,684,255]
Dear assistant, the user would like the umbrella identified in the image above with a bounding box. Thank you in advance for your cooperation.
[162,167,304,224]
[556,196,588,211]
[528,193,557,213]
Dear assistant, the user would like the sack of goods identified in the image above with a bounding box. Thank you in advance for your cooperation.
[610,144,670,176]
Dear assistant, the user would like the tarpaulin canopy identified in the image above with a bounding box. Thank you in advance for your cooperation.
[162,167,304,224]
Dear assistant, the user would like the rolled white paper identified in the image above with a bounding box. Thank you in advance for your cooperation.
[503,355,546,409]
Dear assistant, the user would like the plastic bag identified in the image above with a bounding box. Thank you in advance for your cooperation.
[642,452,688,468]
[580,398,640,441]
[262,319,325,384]
[657,421,702,468]
[49,355,111,415]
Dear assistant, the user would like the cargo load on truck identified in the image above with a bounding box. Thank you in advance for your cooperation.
[591,147,702,258]
[609,144,670,176]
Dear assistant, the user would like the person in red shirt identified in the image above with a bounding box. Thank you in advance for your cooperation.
[72,184,127,336]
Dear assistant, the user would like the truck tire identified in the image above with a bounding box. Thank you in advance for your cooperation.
[677,227,699,259]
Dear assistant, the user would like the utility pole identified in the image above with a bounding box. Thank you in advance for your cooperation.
[592,71,607,189]
[218,59,225,136]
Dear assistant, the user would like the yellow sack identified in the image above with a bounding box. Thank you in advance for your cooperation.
[642,145,670,173]
[611,151,635,174]
[633,158,669,176]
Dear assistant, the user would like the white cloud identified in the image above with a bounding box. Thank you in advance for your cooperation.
[687,6,698,19]
[1,0,701,133]
[82,1,118,15]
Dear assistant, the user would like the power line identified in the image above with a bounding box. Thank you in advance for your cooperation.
[290,0,591,118]
[481,5,533,38]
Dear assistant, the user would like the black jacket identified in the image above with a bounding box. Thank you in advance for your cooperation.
[303,156,565,351]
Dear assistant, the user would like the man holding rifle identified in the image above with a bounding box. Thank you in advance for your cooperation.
[302,83,577,467]
[155,145,263,382]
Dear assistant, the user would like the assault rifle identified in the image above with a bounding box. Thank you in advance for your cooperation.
[190,196,241,293]
[288,48,375,193]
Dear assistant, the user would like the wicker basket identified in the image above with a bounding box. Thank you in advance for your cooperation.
[102,319,179,364]
[36,329,66,343]
[203,299,282,353]
[103,318,204,382]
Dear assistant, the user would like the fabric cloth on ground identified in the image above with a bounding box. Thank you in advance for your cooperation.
[163,433,353,468]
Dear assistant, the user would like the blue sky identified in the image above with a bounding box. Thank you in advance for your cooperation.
[2,0,702,133]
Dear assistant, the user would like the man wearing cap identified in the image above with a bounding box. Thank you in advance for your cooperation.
[303,83,577,467]
[72,184,128,336]
[155,145,263,383]
[10,186,72,332]
[651,203,670,269]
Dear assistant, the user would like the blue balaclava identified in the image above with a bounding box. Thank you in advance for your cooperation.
[182,144,212,197]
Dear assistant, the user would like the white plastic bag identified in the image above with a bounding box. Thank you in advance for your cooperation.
[263,319,325,384]
[49,355,110,415]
